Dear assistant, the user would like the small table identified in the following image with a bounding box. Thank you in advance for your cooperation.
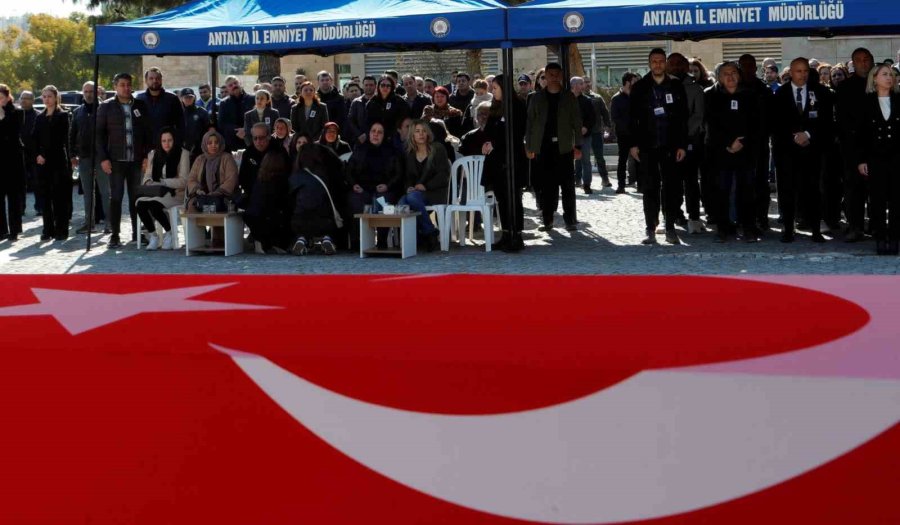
[180,212,245,256]
[354,212,420,259]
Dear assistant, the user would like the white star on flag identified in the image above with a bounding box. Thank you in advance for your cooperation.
[0,283,279,335]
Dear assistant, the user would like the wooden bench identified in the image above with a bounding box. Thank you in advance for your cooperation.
[180,211,245,256]
[354,212,419,259]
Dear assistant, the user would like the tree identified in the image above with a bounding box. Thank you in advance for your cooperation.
[0,14,97,91]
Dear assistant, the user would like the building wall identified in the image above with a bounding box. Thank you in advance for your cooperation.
[783,36,900,68]
[142,56,211,90]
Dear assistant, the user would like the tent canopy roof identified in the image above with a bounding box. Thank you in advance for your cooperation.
[96,0,508,56]
[508,0,899,43]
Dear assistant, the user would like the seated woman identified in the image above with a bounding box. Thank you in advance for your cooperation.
[399,119,450,251]
[272,117,294,156]
[318,121,352,157]
[187,131,239,246]
[244,148,292,254]
[243,89,280,147]
[289,143,345,256]
[136,127,190,250]
[346,121,402,247]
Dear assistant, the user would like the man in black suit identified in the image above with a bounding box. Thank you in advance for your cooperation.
[771,57,833,243]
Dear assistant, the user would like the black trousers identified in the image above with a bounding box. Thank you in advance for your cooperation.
[841,141,868,232]
[640,147,680,232]
[775,146,822,234]
[822,142,844,226]
[109,161,141,237]
[867,154,900,241]
[537,146,576,226]
[717,167,756,234]
[675,142,702,221]
[493,177,524,234]
[754,138,772,225]
[616,148,638,189]
[37,162,72,238]
[0,170,25,237]
[136,200,171,232]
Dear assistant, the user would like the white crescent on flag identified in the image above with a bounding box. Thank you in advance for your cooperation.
[214,276,900,524]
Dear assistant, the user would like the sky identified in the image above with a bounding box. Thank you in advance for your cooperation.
[9,0,97,17]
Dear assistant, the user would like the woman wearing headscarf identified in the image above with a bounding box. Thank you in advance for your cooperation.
[0,83,25,242]
[422,86,472,139]
[136,127,189,250]
[365,75,409,140]
[290,81,329,141]
[32,85,72,241]
[186,130,238,212]
[318,121,351,157]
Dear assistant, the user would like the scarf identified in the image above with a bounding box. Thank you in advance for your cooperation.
[152,147,182,182]
[469,93,493,119]
[200,130,226,193]
[423,103,462,121]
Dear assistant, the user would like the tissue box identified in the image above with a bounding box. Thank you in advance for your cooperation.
[382,205,396,214]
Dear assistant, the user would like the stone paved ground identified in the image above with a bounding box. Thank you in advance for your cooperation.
[2,166,899,276]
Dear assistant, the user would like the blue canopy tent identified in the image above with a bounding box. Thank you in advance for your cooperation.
[88,0,522,252]
[508,0,900,43]
[95,0,508,56]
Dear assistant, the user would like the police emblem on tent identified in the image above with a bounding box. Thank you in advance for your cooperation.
[430,17,451,38]
[142,31,160,49]
[563,11,584,33]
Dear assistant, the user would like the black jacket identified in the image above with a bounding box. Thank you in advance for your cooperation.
[346,95,372,144]
[96,97,152,163]
[854,92,900,164]
[291,99,329,141]
[33,109,71,166]
[610,90,631,146]
[270,94,294,122]
[483,98,528,188]
[628,73,689,151]
[365,93,410,139]
[318,88,347,137]
[217,91,255,151]
[20,108,37,169]
[183,104,210,158]
[346,141,403,193]
[69,102,96,159]
[771,82,834,153]
[0,101,25,188]
[405,92,432,120]
[703,85,761,169]
[576,93,596,138]
[449,89,475,113]
[136,89,184,147]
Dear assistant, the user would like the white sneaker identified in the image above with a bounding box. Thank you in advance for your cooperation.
[146,233,160,251]
[161,231,174,250]
[687,220,707,234]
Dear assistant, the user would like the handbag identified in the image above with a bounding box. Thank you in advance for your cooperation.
[193,194,228,213]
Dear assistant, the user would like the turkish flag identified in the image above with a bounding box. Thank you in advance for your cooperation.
[0,274,896,524]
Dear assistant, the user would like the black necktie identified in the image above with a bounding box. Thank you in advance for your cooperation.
[796,87,803,112]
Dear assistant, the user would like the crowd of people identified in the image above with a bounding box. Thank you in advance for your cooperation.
[0,45,897,256]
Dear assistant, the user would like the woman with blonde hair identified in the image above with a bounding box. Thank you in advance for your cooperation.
[399,119,450,250]
[856,63,900,255]
[32,85,71,241]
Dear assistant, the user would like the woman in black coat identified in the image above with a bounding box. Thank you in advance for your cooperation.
[244,149,292,254]
[32,85,72,241]
[0,84,25,241]
[481,75,528,251]
[365,75,409,140]
[856,64,900,255]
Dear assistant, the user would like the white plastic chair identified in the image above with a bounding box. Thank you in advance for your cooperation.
[137,205,182,250]
[444,155,494,252]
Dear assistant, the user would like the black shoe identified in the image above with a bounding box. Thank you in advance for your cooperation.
[601,179,613,188]
[54,234,68,242]
[796,220,813,231]
[107,234,122,249]
[8,234,17,243]
[780,230,794,243]
[665,230,680,244]
[565,223,578,232]
[615,187,626,194]
[583,185,593,195]
[844,229,864,243]
[503,234,525,252]
[40,234,52,241]
[75,224,93,234]
[811,232,827,243]
[426,231,440,252]
[674,216,688,228]
[758,219,771,232]
[743,231,760,243]
[103,228,112,235]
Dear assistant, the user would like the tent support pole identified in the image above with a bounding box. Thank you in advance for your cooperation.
[502,45,517,243]
[560,41,571,89]
[86,51,100,252]
[210,55,219,129]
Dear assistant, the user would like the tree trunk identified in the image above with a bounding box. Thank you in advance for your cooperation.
[546,44,586,78]
[465,49,483,77]
[257,55,281,83]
